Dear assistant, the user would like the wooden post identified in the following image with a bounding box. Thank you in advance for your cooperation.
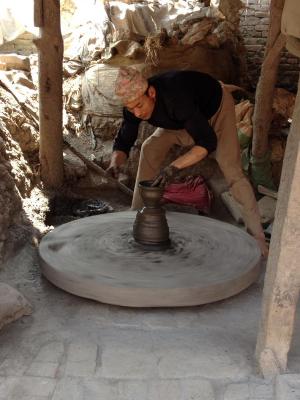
[256,75,300,378]
[34,0,64,188]
[252,0,286,159]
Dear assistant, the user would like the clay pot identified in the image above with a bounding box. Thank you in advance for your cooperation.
[133,180,170,247]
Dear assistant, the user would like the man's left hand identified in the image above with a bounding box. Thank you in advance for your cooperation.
[152,165,180,188]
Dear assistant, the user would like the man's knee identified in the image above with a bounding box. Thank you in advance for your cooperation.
[140,134,171,159]
[218,161,245,187]
[141,135,157,154]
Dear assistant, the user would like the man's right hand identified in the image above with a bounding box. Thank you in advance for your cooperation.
[106,150,127,179]
[151,165,180,188]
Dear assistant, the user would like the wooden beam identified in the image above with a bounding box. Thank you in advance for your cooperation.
[34,0,44,27]
[35,0,64,188]
[252,0,286,159]
[256,75,300,378]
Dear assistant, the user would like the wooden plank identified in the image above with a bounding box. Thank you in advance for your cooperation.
[63,140,133,198]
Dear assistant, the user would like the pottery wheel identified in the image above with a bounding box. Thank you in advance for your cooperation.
[39,211,261,307]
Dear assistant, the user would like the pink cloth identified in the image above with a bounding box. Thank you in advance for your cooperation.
[115,66,148,103]
[162,176,212,215]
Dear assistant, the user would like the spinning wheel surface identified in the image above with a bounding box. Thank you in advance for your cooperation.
[39,211,261,307]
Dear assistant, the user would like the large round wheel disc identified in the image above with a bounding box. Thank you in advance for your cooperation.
[39,211,261,307]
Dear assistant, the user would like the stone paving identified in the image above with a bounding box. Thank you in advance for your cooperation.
[275,374,300,400]
[0,245,299,399]
[0,342,274,400]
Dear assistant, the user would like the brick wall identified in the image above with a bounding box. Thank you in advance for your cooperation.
[240,0,300,91]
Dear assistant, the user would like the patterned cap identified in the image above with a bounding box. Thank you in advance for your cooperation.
[115,66,148,103]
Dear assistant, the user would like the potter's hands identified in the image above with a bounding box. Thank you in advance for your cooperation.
[106,151,127,179]
[152,165,180,188]
[254,234,269,258]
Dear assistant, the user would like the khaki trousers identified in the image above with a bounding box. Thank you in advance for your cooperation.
[131,85,264,238]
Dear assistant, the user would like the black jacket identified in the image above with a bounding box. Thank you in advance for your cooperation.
[113,70,222,155]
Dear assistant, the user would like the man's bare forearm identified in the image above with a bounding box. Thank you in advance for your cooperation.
[171,145,208,170]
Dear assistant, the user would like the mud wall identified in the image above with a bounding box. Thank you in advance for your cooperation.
[0,85,40,264]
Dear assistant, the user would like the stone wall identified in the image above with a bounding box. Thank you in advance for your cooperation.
[240,0,300,91]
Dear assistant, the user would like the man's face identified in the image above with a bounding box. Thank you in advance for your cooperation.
[125,87,156,120]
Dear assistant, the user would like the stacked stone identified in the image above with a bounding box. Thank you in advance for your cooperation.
[240,0,300,91]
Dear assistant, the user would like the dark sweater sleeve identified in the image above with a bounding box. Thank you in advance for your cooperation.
[113,109,141,156]
[184,112,217,154]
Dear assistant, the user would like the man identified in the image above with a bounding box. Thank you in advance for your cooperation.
[107,66,268,256]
